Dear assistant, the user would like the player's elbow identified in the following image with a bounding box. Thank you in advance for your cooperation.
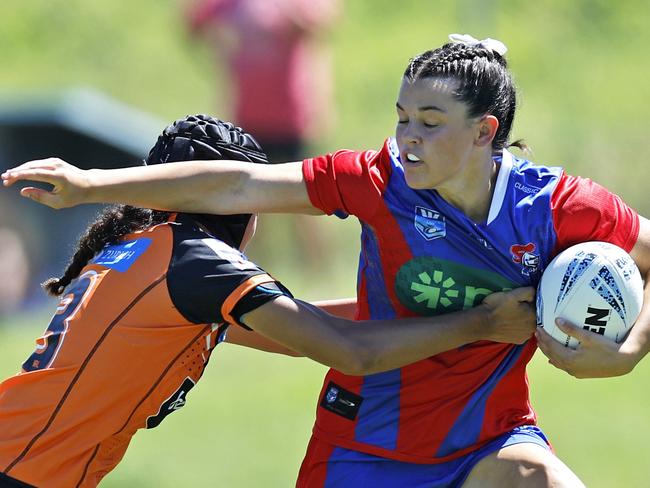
[331,341,381,376]
[178,163,252,214]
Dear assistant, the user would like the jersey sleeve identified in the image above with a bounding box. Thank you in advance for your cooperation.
[302,139,393,221]
[551,172,640,252]
[167,230,292,326]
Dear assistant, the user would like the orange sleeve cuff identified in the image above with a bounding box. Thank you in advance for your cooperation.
[220,273,276,325]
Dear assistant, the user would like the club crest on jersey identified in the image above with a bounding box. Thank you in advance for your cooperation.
[414,206,446,241]
[510,242,540,276]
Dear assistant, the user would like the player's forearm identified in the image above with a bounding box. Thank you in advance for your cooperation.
[312,298,357,319]
[3,158,318,213]
[341,307,488,374]
[85,161,248,213]
[225,326,302,357]
[276,305,487,375]
[621,270,650,368]
[244,294,531,375]
[87,160,318,214]
[624,218,650,367]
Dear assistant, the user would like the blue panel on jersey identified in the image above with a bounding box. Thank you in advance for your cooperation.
[435,344,525,457]
[94,238,152,272]
[359,224,396,320]
[354,226,402,449]
[354,368,402,450]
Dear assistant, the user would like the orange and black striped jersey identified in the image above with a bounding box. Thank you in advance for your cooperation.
[0,214,289,488]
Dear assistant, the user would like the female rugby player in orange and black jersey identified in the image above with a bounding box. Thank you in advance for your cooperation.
[0,115,536,488]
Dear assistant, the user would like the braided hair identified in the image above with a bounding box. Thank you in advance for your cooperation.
[42,206,169,296]
[404,41,524,152]
[44,114,269,296]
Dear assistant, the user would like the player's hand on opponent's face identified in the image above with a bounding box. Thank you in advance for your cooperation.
[1,158,89,209]
[480,287,536,345]
[535,318,640,378]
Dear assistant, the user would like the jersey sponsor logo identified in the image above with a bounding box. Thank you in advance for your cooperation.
[414,206,446,241]
[514,181,541,195]
[94,238,152,272]
[510,243,540,276]
[320,382,363,421]
[395,257,517,315]
[146,377,196,429]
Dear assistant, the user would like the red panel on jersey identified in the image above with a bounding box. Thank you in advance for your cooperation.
[551,173,639,253]
[303,145,392,221]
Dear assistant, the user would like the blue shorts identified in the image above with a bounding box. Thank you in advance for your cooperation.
[297,425,550,488]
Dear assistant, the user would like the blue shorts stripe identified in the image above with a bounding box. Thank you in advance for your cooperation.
[324,425,549,488]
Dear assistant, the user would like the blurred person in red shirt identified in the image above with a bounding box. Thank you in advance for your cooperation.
[186,0,339,163]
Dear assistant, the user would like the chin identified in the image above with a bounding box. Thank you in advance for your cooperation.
[404,171,435,190]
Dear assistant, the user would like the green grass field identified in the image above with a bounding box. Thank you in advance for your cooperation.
[2,312,649,487]
[2,1,650,486]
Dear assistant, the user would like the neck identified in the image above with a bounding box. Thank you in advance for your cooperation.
[437,151,499,223]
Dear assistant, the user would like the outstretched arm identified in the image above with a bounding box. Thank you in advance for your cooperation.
[536,216,650,378]
[238,288,536,375]
[1,158,318,215]
[310,297,357,320]
[224,298,356,355]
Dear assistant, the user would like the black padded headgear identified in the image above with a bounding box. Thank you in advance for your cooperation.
[144,114,270,248]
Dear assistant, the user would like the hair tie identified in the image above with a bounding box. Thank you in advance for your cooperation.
[448,33,508,56]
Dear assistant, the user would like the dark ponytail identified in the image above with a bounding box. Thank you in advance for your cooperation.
[43,206,170,296]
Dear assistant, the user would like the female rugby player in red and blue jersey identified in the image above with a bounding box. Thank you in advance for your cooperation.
[0,114,536,488]
[4,35,649,487]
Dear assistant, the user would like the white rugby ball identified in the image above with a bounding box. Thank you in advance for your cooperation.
[536,241,644,348]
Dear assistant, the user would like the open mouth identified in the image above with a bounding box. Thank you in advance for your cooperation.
[403,152,422,164]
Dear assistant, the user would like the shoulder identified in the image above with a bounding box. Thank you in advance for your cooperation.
[492,151,563,217]
[166,215,271,324]
[508,151,564,188]
[169,215,264,280]
[549,171,639,252]
[304,138,393,178]
[301,138,395,219]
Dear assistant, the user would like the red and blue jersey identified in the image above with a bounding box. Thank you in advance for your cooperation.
[302,138,639,463]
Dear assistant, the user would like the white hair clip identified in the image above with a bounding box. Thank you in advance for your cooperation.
[448,33,508,56]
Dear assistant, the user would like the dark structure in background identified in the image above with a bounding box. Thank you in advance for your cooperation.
[0,88,163,312]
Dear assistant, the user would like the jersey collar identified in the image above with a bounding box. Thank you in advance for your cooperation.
[486,149,513,225]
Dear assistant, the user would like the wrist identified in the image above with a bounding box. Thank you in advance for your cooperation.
[83,169,103,203]
[465,305,490,342]
[619,336,646,372]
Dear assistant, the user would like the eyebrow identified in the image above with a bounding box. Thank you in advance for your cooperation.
[395,102,446,113]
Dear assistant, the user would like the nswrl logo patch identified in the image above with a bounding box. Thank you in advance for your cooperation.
[414,206,446,241]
